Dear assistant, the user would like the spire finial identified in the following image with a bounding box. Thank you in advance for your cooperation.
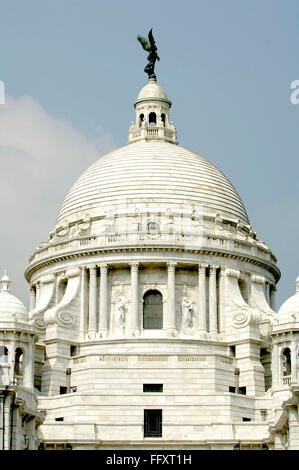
[0,269,11,293]
[137,28,160,80]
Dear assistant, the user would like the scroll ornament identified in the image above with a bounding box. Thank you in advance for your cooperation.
[44,267,80,327]
[231,302,261,329]
[29,274,55,331]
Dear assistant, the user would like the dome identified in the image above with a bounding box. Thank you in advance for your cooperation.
[56,140,249,227]
[277,276,299,321]
[136,80,169,101]
[0,271,28,323]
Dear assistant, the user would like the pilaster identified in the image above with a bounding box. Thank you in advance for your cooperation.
[99,263,108,338]
[88,266,97,334]
[166,261,177,336]
[209,265,218,334]
[197,264,207,335]
[129,262,140,336]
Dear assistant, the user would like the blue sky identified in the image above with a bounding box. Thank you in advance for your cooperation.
[0,0,298,308]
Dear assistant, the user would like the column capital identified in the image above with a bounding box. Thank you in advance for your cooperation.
[99,263,108,274]
[167,261,177,272]
[129,262,139,272]
[209,265,218,275]
[89,265,97,276]
[198,264,208,274]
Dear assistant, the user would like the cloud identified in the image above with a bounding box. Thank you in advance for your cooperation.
[0,96,115,306]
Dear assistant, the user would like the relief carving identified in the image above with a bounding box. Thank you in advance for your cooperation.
[114,296,127,328]
[181,297,193,328]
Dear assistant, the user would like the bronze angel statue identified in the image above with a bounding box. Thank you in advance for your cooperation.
[137,28,160,80]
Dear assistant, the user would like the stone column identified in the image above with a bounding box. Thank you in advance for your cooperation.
[129,262,140,336]
[99,264,108,337]
[36,282,41,306]
[167,261,177,336]
[272,341,279,387]
[209,265,218,333]
[270,285,276,311]
[80,266,88,336]
[9,340,16,385]
[88,266,97,333]
[29,286,36,311]
[218,267,226,333]
[24,339,34,388]
[198,265,207,334]
[291,341,297,382]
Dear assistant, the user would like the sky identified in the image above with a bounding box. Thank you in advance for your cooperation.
[0,0,298,309]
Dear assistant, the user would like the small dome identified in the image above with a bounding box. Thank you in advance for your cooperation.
[277,276,299,322]
[0,271,28,323]
[137,80,168,101]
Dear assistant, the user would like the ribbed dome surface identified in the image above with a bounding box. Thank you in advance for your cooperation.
[56,141,249,226]
[278,277,299,321]
[137,81,168,101]
[0,289,28,323]
[0,293,28,322]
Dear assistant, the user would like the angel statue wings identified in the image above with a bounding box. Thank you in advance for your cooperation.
[137,28,160,80]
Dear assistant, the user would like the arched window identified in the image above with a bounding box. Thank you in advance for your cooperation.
[282,348,291,376]
[139,113,144,127]
[149,112,156,127]
[161,113,166,127]
[0,345,8,363]
[15,348,24,377]
[143,290,163,329]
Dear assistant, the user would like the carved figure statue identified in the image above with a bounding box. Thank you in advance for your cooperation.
[181,297,193,328]
[137,28,160,80]
[114,298,126,328]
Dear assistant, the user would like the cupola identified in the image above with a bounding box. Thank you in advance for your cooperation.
[128,78,177,144]
[0,270,28,324]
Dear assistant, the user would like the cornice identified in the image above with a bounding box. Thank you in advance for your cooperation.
[25,244,280,284]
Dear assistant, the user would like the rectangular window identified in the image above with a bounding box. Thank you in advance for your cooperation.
[55,417,64,422]
[143,384,163,393]
[242,417,251,422]
[229,386,236,393]
[144,410,162,438]
[70,345,77,357]
[59,386,67,395]
[239,387,247,395]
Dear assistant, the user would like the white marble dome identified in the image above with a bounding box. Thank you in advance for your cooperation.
[56,140,249,227]
[0,271,28,323]
[277,276,299,322]
[137,80,168,101]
